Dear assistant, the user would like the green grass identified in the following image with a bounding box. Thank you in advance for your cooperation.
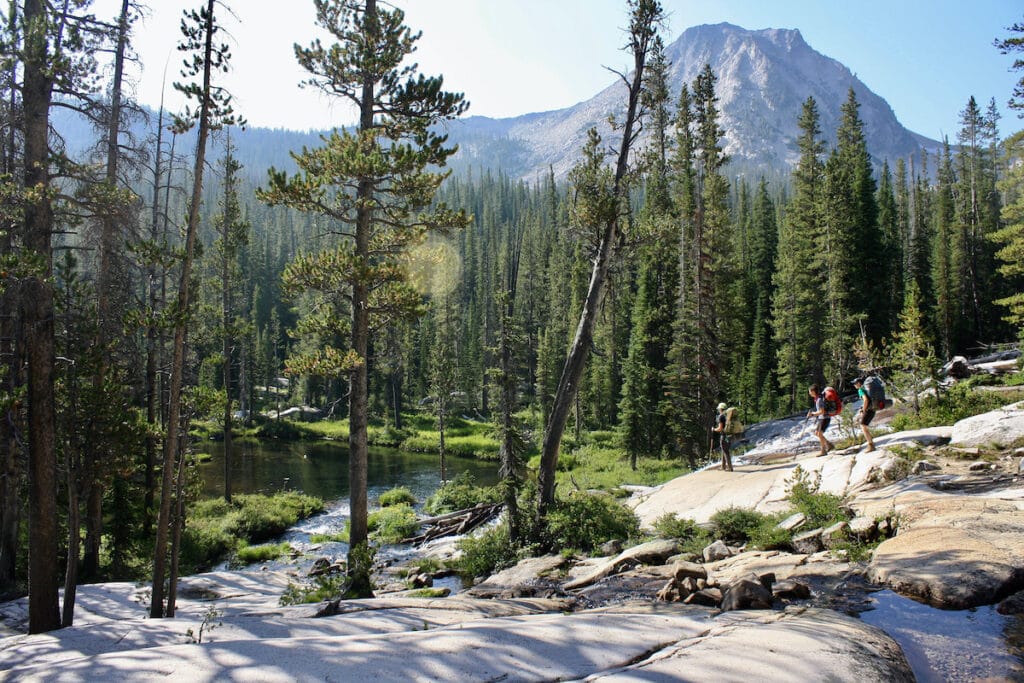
[890,383,1024,432]
[379,486,417,507]
[367,504,419,543]
[235,542,291,565]
[309,531,349,544]
[183,492,324,572]
[534,442,693,492]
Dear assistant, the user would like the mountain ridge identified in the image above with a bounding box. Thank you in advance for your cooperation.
[442,22,935,181]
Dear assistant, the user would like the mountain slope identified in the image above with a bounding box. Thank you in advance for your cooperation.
[446,23,931,181]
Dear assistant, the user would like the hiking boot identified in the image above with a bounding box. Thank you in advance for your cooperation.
[826,442,835,452]
[864,445,876,453]
[817,450,828,457]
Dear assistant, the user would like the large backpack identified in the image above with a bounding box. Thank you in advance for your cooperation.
[863,376,886,410]
[822,386,843,416]
[724,406,743,435]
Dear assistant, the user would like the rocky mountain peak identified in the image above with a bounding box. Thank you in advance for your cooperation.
[446,23,931,181]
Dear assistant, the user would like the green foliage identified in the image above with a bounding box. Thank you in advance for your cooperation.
[455,523,519,579]
[367,504,418,544]
[309,531,348,544]
[183,493,324,571]
[404,588,450,598]
[708,506,772,544]
[280,573,350,606]
[234,542,291,565]
[423,471,501,515]
[255,419,307,440]
[545,491,640,554]
[890,383,1024,431]
[379,486,417,507]
[785,466,847,528]
[651,513,713,554]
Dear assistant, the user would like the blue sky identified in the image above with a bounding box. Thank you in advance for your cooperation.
[98,0,1022,138]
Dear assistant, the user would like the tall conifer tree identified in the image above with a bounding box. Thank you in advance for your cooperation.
[258,0,468,595]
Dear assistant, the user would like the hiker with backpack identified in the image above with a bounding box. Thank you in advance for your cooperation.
[807,383,837,456]
[854,376,885,453]
[712,402,734,471]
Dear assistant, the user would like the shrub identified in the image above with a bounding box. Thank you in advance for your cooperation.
[235,542,291,565]
[652,513,713,555]
[379,486,417,507]
[423,471,501,515]
[309,531,348,544]
[182,492,324,571]
[708,506,772,544]
[890,383,1024,432]
[785,466,847,528]
[280,574,350,605]
[545,491,640,553]
[367,504,419,543]
[456,523,518,579]
[255,419,307,440]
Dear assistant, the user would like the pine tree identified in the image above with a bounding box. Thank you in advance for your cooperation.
[772,97,826,409]
[151,0,242,619]
[258,0,468,596]
[536,0,663,517]
[991,130,1024,329]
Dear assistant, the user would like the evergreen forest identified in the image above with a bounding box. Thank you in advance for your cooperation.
[2,0,1024,634]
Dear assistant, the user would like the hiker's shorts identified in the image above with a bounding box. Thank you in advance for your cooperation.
[859,408,876,426]
[816,417,831,433]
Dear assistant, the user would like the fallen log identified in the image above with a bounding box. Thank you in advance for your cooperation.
[402,502,503,546]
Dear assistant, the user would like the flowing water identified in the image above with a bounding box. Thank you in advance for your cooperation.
[859,590,1024,681]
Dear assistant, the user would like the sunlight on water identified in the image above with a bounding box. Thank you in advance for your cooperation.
[859,590,1024,682]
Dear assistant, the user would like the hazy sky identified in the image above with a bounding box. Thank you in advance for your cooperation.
[94,0,1023,139]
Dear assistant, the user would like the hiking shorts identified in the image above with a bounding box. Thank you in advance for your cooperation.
[816,417,831,434]
[859,408,876,426]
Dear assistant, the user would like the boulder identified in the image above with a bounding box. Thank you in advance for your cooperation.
[821,521,849,549]
[968,461,993,472]
[997,590,1024,615]
[672,561,707,582]
[867,494,1024,609]
[467,555,566,598]
[791,528,824,554]
[941,355,973,378]
[683,587,722,607]
[912,460,941,474]
[720,578,773,611]
[772,579,811,601]
[562,539,679,591]
[777,512,806,532]
[950,401,1024,449]
[848,516,878,541]
[702,540,733,562]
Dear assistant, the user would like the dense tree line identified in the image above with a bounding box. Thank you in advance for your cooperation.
[1,0,1022,632]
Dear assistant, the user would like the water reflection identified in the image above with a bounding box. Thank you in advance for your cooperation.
[859,590,1024,682]
[197,439,499,505]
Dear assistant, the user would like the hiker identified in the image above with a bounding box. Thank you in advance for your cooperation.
[712,402,733,471]
[853,376,877,452]
[806,384,836,456]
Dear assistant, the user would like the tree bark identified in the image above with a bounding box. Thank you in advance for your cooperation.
[537,2,656,518]
[23,0,61,634]
[151,0,217,618]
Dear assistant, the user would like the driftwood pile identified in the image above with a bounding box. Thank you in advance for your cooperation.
[402,502,503,546]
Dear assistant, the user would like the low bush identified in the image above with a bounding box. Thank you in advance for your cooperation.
[545,491,640,554]
[379,486,417,507]
[280,574,350,605]
[235,542,291,565]
[423,471,501,515]
[651,513,713,555]
[367,504,419,543]
[708,506,772,544]
[890,383,1024,432]
[785,466,847,528]
[183,492,324,571]
[456,523,518,579]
